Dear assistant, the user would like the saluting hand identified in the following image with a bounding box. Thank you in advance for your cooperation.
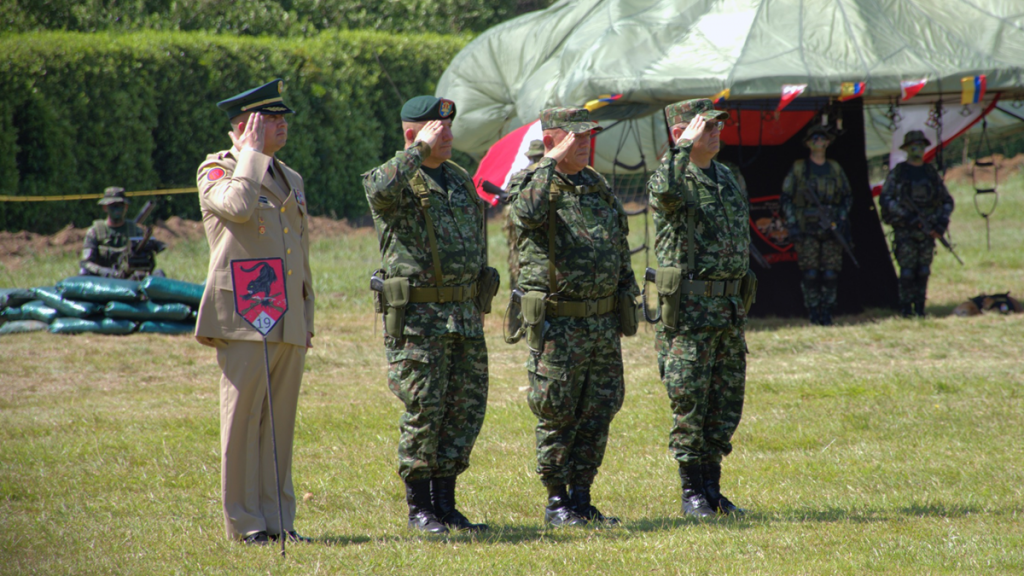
[414,120,445,151]
[544,132,578,163]
[229,113,265,153]
[679,115,706,144]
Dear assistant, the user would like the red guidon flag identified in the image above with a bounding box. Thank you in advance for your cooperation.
[231,257,288,336]
[900,78,927,101]
[777,84,807,111]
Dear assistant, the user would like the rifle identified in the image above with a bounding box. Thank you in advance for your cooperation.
[898,196,964,266]
[114,198,167,279]
[749,242,771,269]
[800,185,861,268]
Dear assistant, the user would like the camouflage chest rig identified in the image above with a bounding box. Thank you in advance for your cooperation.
[791,159,844,232]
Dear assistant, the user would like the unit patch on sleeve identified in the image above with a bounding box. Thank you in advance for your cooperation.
[206,167,226,182]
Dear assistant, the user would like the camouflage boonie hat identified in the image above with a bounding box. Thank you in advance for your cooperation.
[525,139,544,159]
[900,130,931,149]
[540,107,602,134]
[664,98,729,126]
[803,124,835,143]
[97,186,128,206]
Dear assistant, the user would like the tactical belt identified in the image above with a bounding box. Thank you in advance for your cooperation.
[681,279,742,298]
[408,282,479,303]
[547,294,618,317]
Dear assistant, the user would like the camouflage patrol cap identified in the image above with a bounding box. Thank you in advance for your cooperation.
[664,98,729,126]
[525,139,544,160]
[900,130,931,149]
[540,108,602,134]
[217,79,295,119]
[803,124,835,144]
[97,186,128,206]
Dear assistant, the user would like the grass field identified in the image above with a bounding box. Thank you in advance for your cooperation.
[1,178,1022,575]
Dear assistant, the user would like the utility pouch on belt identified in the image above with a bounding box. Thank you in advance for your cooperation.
[618,291,640,336]
[740,268,758,315]
[382,277,410,337]
[655,267,683,329]
[370,270,385,314]
[474,267,501,314]
[521,291,548,352]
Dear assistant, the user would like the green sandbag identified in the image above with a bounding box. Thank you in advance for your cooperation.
[19,300,59,323]
[0,320,50,335]
[141,277,205,306]
[1,305,29,321]
[1,288,37,309]
[105,300,191,321]
[32,287,102,318]
[137,320,195,335]
[49,317,137,335]
[56,276,143,303]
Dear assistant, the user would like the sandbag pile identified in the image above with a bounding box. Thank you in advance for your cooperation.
[0,276,204,336]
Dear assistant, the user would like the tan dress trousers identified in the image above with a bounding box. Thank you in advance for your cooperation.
[216,339,306,539]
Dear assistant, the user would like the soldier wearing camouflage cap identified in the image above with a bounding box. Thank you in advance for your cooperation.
[506,107,639,527]
[80,187,150,278]
[878,130,955,317]
[648,98,751,518]
[779,124,853,326]
[363,95,496,534]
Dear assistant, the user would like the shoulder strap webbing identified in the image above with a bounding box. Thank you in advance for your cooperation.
[409,171,447,301]
[445,160,488,265]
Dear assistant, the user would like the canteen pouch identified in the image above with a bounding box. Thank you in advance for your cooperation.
[618,291,640,337]
[382,277,410,338]
[740,268,758,315]
[521,291,548,352]
[475,267,501,314]
[655,267,683,329]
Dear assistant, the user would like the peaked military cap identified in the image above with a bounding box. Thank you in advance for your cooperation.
[803,124,835,143]
[540,107,602,134]
[401,96,457,122]
[217,79,295,119]
[525,139,545,159]
[664,98,729,126]
[900,130,932,149]
[97,186,128,206]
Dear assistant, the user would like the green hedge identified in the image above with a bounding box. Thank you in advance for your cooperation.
[0,31,469,233]
[0,0,554,36]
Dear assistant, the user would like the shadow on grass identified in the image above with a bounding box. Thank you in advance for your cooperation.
[746,502,992,524]
[747,307,897,332]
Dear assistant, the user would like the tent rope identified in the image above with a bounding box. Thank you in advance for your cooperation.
[971,117,999,250]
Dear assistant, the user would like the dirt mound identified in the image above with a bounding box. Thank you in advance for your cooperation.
[944,153,1024,184]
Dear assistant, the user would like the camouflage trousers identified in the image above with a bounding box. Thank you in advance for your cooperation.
[385,333,489,481]
[794,234,843,312]
[893,227,936,308]
[656,324,746,467]
[527,314,624,487]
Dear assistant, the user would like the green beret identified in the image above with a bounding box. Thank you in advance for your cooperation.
[97,186,127,206]
[664,98,729,127]
[401,96,457,122]
[539,107,602,134]
[217,79,295,119]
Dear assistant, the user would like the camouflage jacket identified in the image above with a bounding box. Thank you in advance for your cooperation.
[780,159,853,233]
[363,142,488,338]
[508,158,639,301]
[648,141,749,328]
[81,219,144,274]
[878,161,955,233]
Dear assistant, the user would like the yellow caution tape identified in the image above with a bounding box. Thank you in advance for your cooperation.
[0,187,198,202]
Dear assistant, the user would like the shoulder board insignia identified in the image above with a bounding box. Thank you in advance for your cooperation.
[207,167,226,182]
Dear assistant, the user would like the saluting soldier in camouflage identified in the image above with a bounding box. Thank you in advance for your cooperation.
[80,187,148,278]
[507,108,639,527]
[504,139,545,291]
[878,130,955,317]
[779,125,853,326]
[363,96,492,534]
[648,99,749,518]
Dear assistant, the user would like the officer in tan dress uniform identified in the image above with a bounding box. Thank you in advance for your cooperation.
[194,79,315,545]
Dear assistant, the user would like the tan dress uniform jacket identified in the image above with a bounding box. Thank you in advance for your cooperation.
[195,146,315,540]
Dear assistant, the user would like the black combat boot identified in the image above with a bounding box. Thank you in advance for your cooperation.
[405,479,448,534]
[808,306,821,325]
[899,274,916,318]
[819,306,833,326]
[430,476,488,533]
[679,465,715,518]
[702,463,745,516]
[913,299,926,317]
[544,485,586,527]
[569,484,620,526]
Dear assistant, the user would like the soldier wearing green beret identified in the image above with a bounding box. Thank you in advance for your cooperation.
[507,108,640,527]
[363,95,496,534]
[194,79,315,546]
[779,125,853,325]
[648,98,751,518]
[80,187,164,278]
[878,130,955,317]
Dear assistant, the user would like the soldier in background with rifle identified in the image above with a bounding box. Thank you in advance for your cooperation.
[80,187,166,280]
[780,125,855,326]
[878,130,956,318]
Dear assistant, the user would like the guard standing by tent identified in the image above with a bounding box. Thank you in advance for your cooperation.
[647,99,754,518]
[878,130,955,317]
[779,125,853,325]
[364,96,496,534]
